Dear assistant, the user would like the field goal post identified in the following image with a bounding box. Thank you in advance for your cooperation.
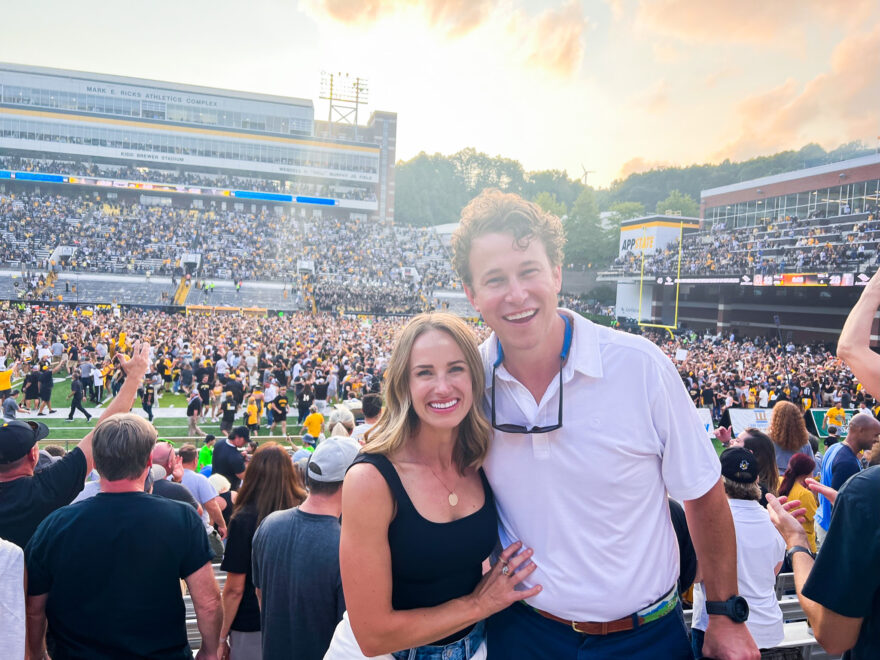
[637,220,684,339]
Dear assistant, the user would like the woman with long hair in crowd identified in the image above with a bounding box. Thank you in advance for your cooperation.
[328,313,539,660]
[220,443,307,659]
[741,429,780,506]
[777,452,818,553]
[768,400,814,471]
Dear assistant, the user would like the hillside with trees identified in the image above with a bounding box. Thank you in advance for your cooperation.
[394,141,873,270]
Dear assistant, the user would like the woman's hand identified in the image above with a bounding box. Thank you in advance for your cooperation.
[469,541,542,618]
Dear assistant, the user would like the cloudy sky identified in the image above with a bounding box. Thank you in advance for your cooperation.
[2,0,878,186]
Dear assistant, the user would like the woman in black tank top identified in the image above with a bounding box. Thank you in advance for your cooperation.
[335,313,541,659]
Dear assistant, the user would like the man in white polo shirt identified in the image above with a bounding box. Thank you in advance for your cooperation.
[452,189,758,660]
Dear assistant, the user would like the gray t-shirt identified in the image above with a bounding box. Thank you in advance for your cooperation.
[252,508,344,660]
[774,442,815,471]
[2,397,18,419]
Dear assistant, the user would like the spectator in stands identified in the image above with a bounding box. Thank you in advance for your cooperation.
[252,436,359,660]
[0,342,149,548]
[0,537,25,659]
[213,426,248,491]
[740,429,780,507]
[24,413,223,659]
[777,453,818,553]
[451,190,756,659]
[768,474,879,658]
[149,442,201,513]
[326,405,355,437]
[815,412,880,544]
[178,443,228,559]
[332,312,534,658]
[198,434,216,472]
[351,392,382,444]
[220,442,307,659]
[768,401,814,472]
[691,448,784,657]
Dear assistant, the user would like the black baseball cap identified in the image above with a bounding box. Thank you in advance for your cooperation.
[0,420,50,464]
[720,447,758,484]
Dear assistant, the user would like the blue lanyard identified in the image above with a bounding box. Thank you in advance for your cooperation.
[493,314,572,369]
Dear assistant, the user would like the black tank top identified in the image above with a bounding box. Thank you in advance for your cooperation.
[352,453,498,644]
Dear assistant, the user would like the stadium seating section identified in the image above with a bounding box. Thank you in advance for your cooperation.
[608,209,880,277]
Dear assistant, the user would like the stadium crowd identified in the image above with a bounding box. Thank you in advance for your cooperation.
[2,188,879,660]
[1,191,456,312]
[611,206,880,277]
[0,155,377,201]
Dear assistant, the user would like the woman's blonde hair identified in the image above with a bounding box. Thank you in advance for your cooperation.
[362,313,489,474]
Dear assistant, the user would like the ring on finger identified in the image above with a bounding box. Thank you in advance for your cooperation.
[501,564,511,576]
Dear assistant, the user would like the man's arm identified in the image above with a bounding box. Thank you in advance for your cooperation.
[204,497,227,539]
[25,593,48,660]
[185,561,223,658]
[766,494,863,655]
[685,479,760,660]
[76,341,151,472]
[837,267,880,397]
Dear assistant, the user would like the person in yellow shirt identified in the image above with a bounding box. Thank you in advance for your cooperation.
[246,396,260,436]
[0,361,20,396]
[302,405,324,439]
[823,403,846,431]
[777,453,819,553]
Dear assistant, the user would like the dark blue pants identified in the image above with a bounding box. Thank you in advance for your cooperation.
[486,602,692,660]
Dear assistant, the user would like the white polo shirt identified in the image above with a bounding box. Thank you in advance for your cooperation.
[481,309,720,621]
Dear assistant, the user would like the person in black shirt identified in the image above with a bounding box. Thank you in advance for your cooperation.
[25,413,222,659]
[212,426,248,491]
[187,390,205,437]
[35,358,66,416]
[220,393,238,436]
[768,471,880,659]
[270,386,289,436]
[66,369,92,422]
[0,342,150,548]
[198,374,213,413]
[141,379,156,422]
[220,443,306,658]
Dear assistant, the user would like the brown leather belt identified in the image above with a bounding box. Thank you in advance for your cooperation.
[530,586,679,635]
[532,609,638,635]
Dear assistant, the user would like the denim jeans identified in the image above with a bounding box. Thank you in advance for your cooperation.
[392,620,485,660]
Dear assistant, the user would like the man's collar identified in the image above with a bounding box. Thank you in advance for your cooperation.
[484,308,604,388]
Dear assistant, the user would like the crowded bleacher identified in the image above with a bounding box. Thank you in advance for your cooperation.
[609,206,880,277]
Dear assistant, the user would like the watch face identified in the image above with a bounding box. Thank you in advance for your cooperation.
[732,597,749,622]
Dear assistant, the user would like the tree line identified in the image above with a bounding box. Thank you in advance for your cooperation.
[394,141,873,270]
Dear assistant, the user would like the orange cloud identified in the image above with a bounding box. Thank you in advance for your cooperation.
[313,0,497,36]
[714,24,880,161]
[635,0,877,44]
[515,2,588,77]
[618,156,674,178]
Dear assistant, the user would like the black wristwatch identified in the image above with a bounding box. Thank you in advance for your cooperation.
[785,545,815,563]
[705,595,749,623]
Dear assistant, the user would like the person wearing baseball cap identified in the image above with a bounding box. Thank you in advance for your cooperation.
[252,436,359,660]
[691,447,786,658]
[0,342,152,548]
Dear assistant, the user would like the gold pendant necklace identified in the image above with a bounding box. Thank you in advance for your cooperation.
[429,466,459,506]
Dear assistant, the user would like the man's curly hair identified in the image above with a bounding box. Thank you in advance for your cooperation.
[450,189,565,287]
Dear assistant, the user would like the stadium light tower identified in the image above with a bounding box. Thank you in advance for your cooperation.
[320,72,369,140]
